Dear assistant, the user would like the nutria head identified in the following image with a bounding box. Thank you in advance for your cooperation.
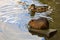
[28,17,49,30]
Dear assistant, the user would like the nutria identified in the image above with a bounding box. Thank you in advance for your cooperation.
[28,17,49,30]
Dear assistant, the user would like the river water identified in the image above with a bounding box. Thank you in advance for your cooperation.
[0,0,52,40]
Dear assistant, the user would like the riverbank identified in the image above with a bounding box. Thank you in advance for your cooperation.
[38,0,60,40]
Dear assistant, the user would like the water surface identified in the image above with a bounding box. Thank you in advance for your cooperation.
[0,0,52,40]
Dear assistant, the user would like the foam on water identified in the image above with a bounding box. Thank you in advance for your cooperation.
[0,0,52,40]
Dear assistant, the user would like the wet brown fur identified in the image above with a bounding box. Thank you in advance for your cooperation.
[28,17,49,30]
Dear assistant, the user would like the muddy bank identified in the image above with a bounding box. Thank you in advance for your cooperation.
[38,0,60,40]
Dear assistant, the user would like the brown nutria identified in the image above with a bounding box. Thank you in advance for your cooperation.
[28,17,49,30]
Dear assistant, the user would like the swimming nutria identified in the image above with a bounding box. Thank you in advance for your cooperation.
[28,17,49,30]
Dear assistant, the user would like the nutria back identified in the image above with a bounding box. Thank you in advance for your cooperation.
[28,17,49,30]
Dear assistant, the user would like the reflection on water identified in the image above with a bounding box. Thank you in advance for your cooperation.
[0,0,52,40]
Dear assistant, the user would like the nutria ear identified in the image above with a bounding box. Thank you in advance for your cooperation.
[28,20,34,25]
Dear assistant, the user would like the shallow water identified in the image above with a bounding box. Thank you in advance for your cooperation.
[0,0,52,40]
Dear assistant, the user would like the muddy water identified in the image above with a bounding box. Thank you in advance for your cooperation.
[38,0,60,40]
